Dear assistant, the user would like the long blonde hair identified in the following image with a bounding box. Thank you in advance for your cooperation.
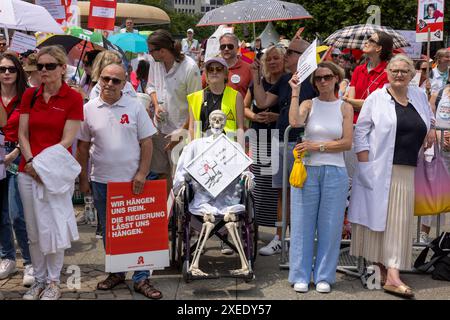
[260,45,286,80]
[91,50,122,82]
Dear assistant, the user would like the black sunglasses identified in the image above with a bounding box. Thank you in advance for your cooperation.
[367,38,379,45]
[206,66,224,73]
[0,43,7,47]
[101,76,124,85]
[220,43,235,51]
[36,63,60,71]
[0,66,18,74]
[314,74,335,82]
[286,49,304,56]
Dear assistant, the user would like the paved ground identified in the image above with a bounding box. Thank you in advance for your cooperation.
[1,207,449,300]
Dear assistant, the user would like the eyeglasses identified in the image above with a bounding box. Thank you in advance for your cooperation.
[150,47,161,52]
[367,38,379,45]
[314,74,335,82]
[36,63,60,71]
[420,68,428,72]
[0,66,18,74]
[100,76,124,85]
[286,49,304,56]
[389,69,409,76]
[220,43,235,51]
[206,66,224,73]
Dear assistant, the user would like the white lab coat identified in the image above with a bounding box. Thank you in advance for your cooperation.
[348,86,434,231]
[173,136,246,216]
[32,144,81,254]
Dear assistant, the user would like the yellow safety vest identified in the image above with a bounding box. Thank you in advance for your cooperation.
[187,86,238,139]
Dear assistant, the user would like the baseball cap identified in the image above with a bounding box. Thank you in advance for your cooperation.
[204,57,228,69]
[187,28,194,33]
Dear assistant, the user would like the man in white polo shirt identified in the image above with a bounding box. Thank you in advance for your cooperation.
[76,63,162,299]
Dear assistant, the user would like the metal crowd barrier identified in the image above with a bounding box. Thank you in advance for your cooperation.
[278,125,448,280]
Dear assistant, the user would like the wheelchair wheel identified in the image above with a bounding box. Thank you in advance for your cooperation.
[182,260,192,283]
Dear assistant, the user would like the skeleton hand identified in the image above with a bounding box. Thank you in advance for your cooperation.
[176,185,186,201]
[241,171,255,191]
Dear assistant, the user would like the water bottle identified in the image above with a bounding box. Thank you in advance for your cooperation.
[84,195,97,225]
[157,101,168,125]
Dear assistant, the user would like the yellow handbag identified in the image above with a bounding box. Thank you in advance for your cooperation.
[289,149,307,188]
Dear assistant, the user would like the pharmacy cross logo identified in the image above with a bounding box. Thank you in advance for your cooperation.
[120,114,129,124]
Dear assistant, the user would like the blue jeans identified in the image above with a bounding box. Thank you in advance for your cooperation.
[0,147,31,265]
[92,177,156,284]
[288,165,348,285]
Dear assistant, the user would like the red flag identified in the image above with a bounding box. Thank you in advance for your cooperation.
[88,0,117,31]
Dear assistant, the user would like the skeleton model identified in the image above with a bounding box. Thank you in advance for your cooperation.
[173,110,254,278]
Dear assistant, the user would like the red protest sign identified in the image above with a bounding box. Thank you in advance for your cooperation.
[416,0,445,42]
[105,180,169,273]
[88,0,117,31]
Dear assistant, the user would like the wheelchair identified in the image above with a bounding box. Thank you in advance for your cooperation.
[169,176,258,283]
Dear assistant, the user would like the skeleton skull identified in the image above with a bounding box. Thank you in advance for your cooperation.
[209,110,226,134]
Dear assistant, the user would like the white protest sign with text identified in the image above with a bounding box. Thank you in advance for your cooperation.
[9,31,36,54]
[185,134,252,198]
[297,39,318,84]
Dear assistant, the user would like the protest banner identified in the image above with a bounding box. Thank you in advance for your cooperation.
[35,0,66,20]
[88,0,117,31]
[105,180,169,273]
[185,134,252,198]
[416,0,445,42]
[9,31,36,54]
[296,39,318,84]
[396,30,422,59]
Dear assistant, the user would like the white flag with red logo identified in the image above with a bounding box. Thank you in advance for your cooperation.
[88,0,117,31]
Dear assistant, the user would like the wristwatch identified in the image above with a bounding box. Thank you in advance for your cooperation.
[319,144,326,152]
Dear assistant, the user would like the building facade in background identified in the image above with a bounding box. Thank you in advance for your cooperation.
[173,0,223,14]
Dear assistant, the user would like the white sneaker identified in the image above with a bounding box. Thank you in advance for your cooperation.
[316,281,331,293]
[23,265,35,287]
[40,282,61,300]
[220,241,234,255]
[294,282,309,293]
[419,231,431,244]
[0,259,17,279]
[259,236,282,256]
[23,281,46,300]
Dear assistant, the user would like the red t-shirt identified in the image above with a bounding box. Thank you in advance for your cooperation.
[18,82,84,172]
[1,95,20,143]
[202,58,252,98]
[350,61,389,123]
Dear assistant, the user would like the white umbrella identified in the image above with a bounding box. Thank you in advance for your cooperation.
[0,0,64,34]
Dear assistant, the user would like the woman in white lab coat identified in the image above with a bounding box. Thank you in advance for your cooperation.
[348,54,435,298]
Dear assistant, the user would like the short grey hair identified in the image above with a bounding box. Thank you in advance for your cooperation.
[387,54,415,75]
[219,33,239,46]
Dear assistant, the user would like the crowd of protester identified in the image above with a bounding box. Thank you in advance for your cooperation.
[0,23,450,300]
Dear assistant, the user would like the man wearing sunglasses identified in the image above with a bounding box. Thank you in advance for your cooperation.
[201,33,252,99]
[76,63,162,299]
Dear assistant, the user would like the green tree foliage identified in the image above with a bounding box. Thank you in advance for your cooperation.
[225,0,449,45]
[129,0,215,40]
[132,0,449,46]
